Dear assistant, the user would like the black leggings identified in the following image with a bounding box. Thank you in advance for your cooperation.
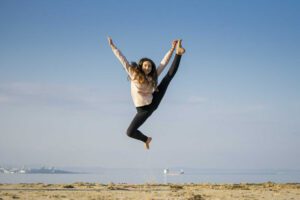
[126,54,182,143]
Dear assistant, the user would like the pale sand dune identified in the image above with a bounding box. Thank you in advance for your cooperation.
[0,182,300,200]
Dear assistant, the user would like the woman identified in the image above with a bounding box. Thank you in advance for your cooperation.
[108,37,185,149]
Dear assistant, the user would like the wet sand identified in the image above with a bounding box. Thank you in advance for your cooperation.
[0,182,300,199]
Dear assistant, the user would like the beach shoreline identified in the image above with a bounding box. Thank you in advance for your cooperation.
[1,182,299,199]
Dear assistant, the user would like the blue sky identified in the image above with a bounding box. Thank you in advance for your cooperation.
[0,0,300,169]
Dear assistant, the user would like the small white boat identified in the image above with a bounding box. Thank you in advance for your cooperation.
[163,168,184,176]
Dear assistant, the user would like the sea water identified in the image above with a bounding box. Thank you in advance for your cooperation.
[1,168,300,184]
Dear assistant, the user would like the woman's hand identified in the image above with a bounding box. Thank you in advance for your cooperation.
[172,40,178,50]
[107,36,114,47]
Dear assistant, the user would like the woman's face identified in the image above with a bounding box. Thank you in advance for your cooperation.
[142,61,152,75]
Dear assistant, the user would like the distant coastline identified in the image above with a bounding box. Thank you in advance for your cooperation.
[0,166,79,174]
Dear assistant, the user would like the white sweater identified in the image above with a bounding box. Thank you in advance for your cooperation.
[111,44,174,107]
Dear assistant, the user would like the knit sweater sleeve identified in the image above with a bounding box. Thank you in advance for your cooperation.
[156,48,175,77]
[110,45,133,79]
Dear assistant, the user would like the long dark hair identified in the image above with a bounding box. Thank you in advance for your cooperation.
[129,58,158,89]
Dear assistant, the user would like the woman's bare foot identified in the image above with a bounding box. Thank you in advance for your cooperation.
[145,137,152,150]
[176,39,185,55]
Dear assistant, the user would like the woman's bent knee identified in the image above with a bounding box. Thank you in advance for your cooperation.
[126,128,134,137]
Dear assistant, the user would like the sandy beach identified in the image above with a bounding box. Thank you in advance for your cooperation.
[0,182,299,200]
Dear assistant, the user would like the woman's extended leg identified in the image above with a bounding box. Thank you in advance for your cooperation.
[151,54,182,109]
[152,40,185,109]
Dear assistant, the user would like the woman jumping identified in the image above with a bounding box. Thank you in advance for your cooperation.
[108,37,185,149]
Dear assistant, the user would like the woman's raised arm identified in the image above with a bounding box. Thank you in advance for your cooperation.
[108,37,133,78]
[156,40,177,77]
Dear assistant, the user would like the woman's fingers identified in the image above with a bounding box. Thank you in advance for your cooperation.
[172,40,178,48]
[107,37,113,45]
